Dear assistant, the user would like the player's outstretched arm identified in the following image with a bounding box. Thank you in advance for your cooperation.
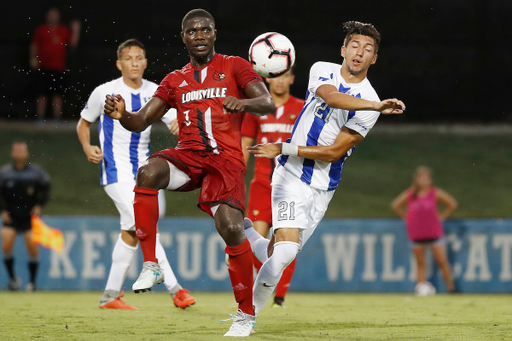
[316,84,405,114]
[248,126,363,163]
[104,95,167,133]
[223,82,275,116]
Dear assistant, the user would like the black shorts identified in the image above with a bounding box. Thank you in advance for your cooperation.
[35,69,67,96]
[3,214,32,233]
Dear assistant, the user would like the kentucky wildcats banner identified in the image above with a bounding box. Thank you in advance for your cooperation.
[1,217,511,293]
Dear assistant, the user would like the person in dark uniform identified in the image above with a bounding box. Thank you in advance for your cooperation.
[0,141,51,291]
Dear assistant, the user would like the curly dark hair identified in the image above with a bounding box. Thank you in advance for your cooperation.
[343,21,381,53]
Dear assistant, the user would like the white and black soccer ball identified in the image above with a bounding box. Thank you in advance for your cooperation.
[248,32,296,78]
[415,281,436,296]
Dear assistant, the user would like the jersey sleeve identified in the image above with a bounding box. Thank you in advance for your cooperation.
[308,62,337,97]
[153,74,177,109]
[160,108,178,125]
[344,109,380,137]
[241,113,259,138]
[232,57,263,91]
[80,86,105,123]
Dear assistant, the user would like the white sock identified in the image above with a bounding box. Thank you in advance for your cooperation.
[253,241,299,315]
[245,226,270,263]
[156,233,180,293]
[104,234,137,292]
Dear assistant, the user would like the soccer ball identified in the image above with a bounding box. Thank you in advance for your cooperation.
[249,32,296,78]
[415,281,436,296]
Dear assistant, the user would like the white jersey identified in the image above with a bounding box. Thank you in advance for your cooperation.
[80,77,177,185]
[277,61,380,191]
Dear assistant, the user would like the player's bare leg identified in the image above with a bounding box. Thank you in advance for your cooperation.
[431,244,455,292]
[131,158,170,292]
[413,246,427,284]
[1,227,20,290]
[215,205,256,336]
[52,94,63,120]
[36,95,47,120]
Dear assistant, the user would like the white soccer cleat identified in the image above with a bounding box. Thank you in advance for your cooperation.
[132,261,165,293]
[224,309,256,337]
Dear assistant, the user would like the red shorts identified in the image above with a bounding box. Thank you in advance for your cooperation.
[151,149,246,217]
[246,178,272,225]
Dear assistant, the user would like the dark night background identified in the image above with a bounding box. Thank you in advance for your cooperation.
[0,0,510,123]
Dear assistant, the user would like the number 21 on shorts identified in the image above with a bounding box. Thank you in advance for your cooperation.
[278,201,295,221]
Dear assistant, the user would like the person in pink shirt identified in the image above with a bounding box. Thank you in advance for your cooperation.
[392,166,457,293]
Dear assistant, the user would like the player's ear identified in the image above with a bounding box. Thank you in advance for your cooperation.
[371,53,378,65]
[141,57,148,70]
[116,60,122,72]
[341,46,346,58]
[214,29,217,42]
[180,30,185,43]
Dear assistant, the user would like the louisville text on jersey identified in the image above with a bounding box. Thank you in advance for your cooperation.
[181,87,228,104]
[260,123,294,134]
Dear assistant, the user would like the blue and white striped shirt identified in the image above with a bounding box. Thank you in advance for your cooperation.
[278,61,380,191]
[80,77,176,185]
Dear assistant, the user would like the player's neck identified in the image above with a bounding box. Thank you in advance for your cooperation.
[271,92,290,107]
[190,51,215,69]
[340,62,367,83]
[13,160,27,170]
[122,76,143,90]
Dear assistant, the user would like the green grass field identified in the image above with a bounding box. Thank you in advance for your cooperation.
[0,123,511,217]
[0,292,511,340]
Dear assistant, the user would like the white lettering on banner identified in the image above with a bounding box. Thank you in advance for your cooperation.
[464,234,492,281]
[446,234,463,278]
[321,233,359,281]
[207,234,229,280]
[177,232,204,280]
[361,234,377,281]
[159,232,173,248]
[82,232,106,279]
[492,234,512,281]
[381,234,405,281]
[49,231,77,279]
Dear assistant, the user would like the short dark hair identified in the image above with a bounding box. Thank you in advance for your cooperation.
[343,21,381,53]
[181,9,215,30]
[117,39,145,59]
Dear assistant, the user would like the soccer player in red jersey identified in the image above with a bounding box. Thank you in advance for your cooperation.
[241,69,303,308]
[104,9,274,337]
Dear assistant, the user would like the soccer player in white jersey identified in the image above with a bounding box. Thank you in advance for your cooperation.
[76,39,195,310]
[245,21,405,320]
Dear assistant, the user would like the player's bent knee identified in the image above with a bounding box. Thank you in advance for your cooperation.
[135,159,170,189]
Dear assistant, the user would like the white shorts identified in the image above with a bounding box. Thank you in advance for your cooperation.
[271,166,335,250]
[104,181,166,231]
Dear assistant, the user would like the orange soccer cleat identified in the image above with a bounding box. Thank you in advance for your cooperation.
[99,292,138,310]
[173,289,196,309]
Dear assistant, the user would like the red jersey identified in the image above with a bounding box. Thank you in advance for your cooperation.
[32,24,71,72]
[154,53,262,167]
[241,95,304,181]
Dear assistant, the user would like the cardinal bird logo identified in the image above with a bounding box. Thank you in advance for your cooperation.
[213,70,226,82]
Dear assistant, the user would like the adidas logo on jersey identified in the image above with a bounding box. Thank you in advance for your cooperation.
[182,87,228,104]
[179,80,188,87]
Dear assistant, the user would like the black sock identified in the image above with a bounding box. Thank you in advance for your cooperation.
[3,255,15,280]
[274,296,284,306]
[28,260,39,284]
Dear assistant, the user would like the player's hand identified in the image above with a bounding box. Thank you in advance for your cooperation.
[104,94,126,120]
[168,119,179,135]
[247,143,282,159]
[223,96,245,114]
[375,98,405,115]
[1,210,12,225]
[84,145,104,164]
[31,205,42,217]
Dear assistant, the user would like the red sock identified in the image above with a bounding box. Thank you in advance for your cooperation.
[275,258,297,299]
[225,238,254,316]
[253,254,262,272]
[133,186,159,263]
